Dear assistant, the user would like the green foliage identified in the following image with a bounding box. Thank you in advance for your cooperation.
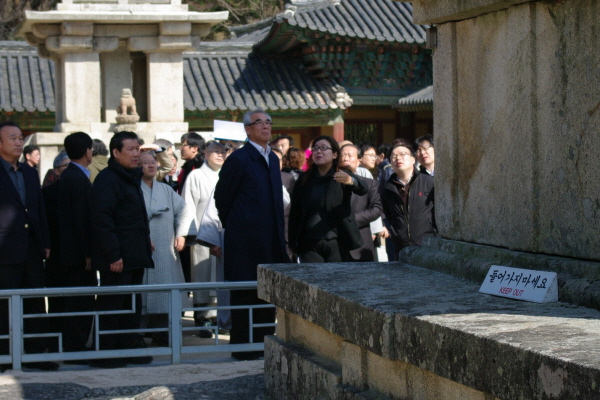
[185,0,284,40]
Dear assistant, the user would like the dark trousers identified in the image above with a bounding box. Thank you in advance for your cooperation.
[229,289,275,345]
[45,266,68,352]
[96,268,144,350]
[0,240,49,355]
[298,238,343,263]
[62,267,97,351]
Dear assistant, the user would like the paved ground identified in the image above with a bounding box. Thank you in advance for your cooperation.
[0,314,267,400]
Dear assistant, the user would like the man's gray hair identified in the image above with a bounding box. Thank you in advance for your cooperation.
[53,150,69,168]
[243,109,272,126]
[154,138,173,149]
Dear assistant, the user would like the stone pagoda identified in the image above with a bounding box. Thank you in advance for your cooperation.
[18,0,227,173]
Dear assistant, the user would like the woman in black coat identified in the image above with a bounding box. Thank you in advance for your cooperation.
[288,135,367,262]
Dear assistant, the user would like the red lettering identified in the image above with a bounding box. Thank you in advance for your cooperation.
[499,287,513,295]
[513,289,524,297]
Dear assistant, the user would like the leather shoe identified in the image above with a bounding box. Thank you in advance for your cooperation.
[22,361,60,371]
[231,351,262,361]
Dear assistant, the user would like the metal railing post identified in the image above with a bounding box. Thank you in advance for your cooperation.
[10,295,22,370]
[170,289,182,364]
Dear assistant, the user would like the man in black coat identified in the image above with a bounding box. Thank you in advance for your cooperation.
[215,109,290,361]
[339,144,383,262]
[59,132,97,355]
[0,121,58,371]
[90,131,154,368]
[382,140,436,254]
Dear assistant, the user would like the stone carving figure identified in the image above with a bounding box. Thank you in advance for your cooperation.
[117,88,137,116]
[115,88,140,125]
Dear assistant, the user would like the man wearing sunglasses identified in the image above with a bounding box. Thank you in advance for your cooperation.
[214,109,290,361]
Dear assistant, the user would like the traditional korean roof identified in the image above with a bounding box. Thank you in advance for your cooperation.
[0,41,347,114]
[255,0,427,54]
[183,51,347,112]
[0,41,56,113]
[395,85,432,111]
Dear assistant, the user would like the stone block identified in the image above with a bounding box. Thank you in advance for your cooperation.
[285,309,344,365]
[46,35,94,52]
[147,52,184,122]
[191,23,210,37]
[157,35,193,50]
[94,24,159,38]
[411,0,532,24]
[160,22,191,36]
[61,21,93,36]
[128,36,159,52]
[341,341,366,390]
[264,335,342,400]
[260,262,600,400]
[32,23,60,38]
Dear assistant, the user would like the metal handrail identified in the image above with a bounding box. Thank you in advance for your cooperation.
[0,282,274,370]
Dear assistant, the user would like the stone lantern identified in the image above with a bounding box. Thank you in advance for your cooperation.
[17,0,227,170]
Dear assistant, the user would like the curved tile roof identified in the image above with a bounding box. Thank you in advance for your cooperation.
[256,0,427,52]
[0,42,55,113]
[0,42,341,113]
[184,52,337,112]
[395,85,432,110]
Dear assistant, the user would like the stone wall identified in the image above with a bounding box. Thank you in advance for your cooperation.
[415,0,600,260]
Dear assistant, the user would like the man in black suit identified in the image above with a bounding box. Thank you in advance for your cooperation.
[339,144,383,262]
[59,132,97,356]
[214,109,290,361]
[0,121,58,371]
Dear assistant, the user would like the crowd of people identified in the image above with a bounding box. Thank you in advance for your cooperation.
[0,112,436,369]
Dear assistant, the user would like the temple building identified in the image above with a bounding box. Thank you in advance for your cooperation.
[1,0,432,156]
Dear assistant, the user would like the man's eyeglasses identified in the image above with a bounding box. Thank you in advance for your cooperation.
[312,146,332,152]
[57,163,69,169]
[363,153,377,158]
[390,152,412,160]
[416,146,432,154]
[246,119,272,127]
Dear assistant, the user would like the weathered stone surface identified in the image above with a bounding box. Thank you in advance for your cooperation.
[265,335,342,400]
[259,262,600,400]
[419,1,600,261]
[400,238,600,311]
[410,0,533,24]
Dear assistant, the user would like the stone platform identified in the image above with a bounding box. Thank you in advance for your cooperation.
[258,261,600,400]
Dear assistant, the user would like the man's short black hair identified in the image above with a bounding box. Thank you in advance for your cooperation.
[109,131,138,157]
[275,134,294,147]
[23,144,40,156]
[414,135,434,149]
[92,139,109,156]
[377,143,391,157]
[0,121,20,134]
[180,132,205,150]
[64,132,93,160]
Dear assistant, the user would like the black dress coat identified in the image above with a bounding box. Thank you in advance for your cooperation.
[381,170,436,251]
[215,144,289,282]
[0,161,49,265]
[59,163,92,268]
[349,176,382,261]
[90,158,154,271]
[288,168,368,254]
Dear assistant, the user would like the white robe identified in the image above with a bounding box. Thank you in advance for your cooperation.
[141,180,196,314]
[197,188,231,330]
[181,163,220,304]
